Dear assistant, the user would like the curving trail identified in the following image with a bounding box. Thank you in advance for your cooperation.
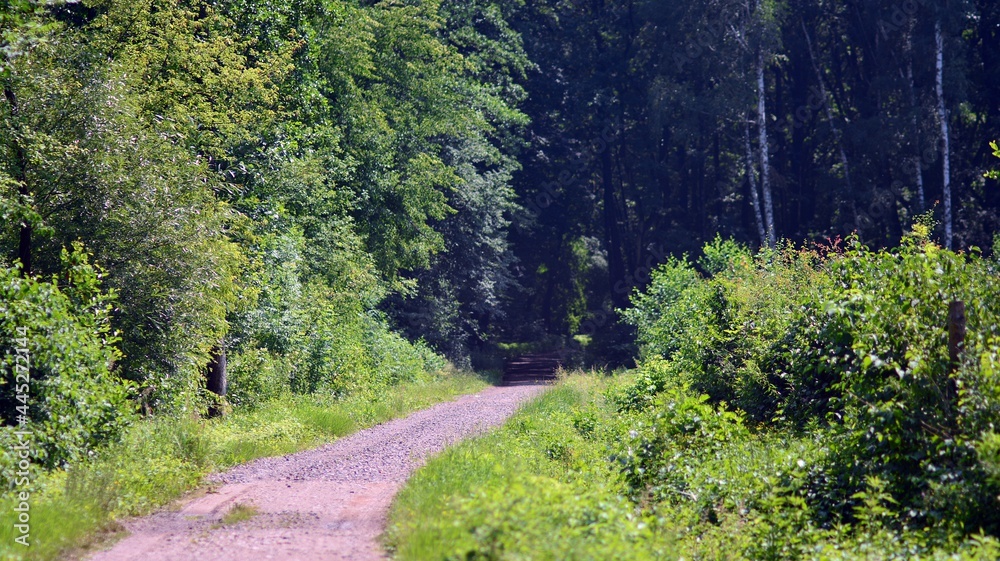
[86,360,558,561]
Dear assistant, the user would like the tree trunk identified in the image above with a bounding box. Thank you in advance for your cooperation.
[206,346,227,417]
[906,24,926,212]
[936,20,953,249]
[757,49,777,247]
[745,119,767,246]
[3,86,31,276]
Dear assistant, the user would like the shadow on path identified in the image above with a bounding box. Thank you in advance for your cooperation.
[501,351,564,386]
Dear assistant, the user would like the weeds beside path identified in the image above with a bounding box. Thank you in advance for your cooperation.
[83,382,547,561]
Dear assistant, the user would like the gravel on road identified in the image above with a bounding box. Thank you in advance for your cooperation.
[86,383,547,561]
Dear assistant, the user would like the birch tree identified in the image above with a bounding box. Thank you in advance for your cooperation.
[732,0,782,247]
[936,19,953,248]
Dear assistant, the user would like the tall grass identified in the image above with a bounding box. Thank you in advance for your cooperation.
[0,369,489,561]
[385,373,674,560]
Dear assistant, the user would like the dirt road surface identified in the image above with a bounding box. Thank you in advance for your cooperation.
[86,381,548,561]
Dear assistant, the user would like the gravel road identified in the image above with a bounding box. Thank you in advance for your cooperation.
[86,383,547,561]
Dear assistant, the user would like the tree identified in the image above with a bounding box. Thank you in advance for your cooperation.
[936,18,953,249]
[1,0,65,275]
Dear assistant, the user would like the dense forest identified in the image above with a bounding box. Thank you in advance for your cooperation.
[390,231,1000,560]
[4,0,1000,558]
[506,0,1000,357]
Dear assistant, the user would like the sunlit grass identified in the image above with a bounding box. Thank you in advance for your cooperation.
[384,373,666,560]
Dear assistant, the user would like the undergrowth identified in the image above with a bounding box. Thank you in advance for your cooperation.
[389,229,1000,559]
[387,374,672,560]
[387,371,1000,560]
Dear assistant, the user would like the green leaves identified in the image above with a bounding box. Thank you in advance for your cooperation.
[986,141,1000,180]
[0,0,62,78]
[0,246,132,472]
[626,231,1000,538]
[0,0,526,497]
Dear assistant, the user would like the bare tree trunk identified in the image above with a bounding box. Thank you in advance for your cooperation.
[757,49,776,247]
[802,21,854,218]
[3,86,31,276]
[745,119,767,246]
[936,20,953,248]
[206,346,227,417]
[906,24,926,212]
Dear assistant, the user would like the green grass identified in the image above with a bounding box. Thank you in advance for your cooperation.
[213,503,258,528]
[0,368,489,561]
[385,372,675,560]
[386,370,1000,560]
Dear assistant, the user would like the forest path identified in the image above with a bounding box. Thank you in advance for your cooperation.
[86,359,558,561]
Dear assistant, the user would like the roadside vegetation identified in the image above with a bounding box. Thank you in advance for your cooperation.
[0,367,488,561]
[389,223,1000,560]
[6,0,1000,559]
[2,0,518,557]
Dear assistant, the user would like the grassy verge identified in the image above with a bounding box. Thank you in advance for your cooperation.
[0,368,490,561]
[385,371,673,560]
[386,370,1000,560]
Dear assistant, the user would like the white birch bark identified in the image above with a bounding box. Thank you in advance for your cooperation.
[757,48,776,247]
[936,20,952,248]
[745,119,767,245]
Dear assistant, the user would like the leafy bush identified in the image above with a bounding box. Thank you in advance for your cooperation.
[609,358,673,412]
[624,230,1000,540]
[226,347,293,409]
[390,371,1000,560]
[233,256,446,402]
[623,255,702,361]
[787,234,1000,532]
[365,321,444,387]
[649,231,1000,533]
[616,386,752,508]
[625,240,827,423]
[0,245,133,472]
[697,234,753,276]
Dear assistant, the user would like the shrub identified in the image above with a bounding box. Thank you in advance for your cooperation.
[365,319,440,387]
[609,358,674,413]
[789,235,1000,532]
[226,347,293,409]
[0,244,133,472]
[623,255,702,361]
[624,230,1000,539]
[625,240,827,424]
[697,234,753,276]
[616,386,751,507]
